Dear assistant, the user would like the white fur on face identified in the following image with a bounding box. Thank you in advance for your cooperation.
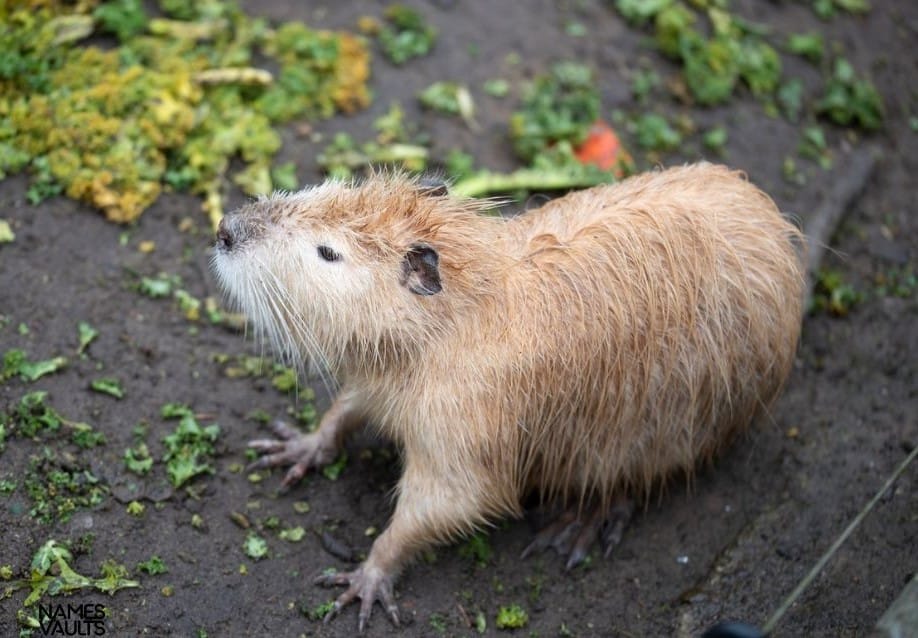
[212,218,388,395]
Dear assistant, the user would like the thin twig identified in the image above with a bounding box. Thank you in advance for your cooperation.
[762,444,918,634]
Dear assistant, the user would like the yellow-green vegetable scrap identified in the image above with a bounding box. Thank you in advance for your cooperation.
[0,0,371,226]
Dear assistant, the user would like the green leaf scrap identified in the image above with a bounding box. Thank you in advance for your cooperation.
[378,4,437,64]
[10,540,138,608]
[244,532,269,560]
[321,451,348,481]
[3,349,67,382]
[77,321,99,354]
[0,219,14,243]
[161,404,220,487]
[124,443,154,475]
[817,58,884,130]
[91,377,124,399]
[509,62,600,162]
[495,604,529,630]
[136,555,168,575]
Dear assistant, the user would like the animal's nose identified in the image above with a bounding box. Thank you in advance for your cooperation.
[216,209,266,252]
[216,218,235,252]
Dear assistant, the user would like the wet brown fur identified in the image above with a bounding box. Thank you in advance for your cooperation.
[215,163,805,564]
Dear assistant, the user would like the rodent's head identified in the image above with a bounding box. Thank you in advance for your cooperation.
[212,174,497,374]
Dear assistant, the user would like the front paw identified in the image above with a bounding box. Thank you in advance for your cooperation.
[315,564,400,634]
[247,420,338,488]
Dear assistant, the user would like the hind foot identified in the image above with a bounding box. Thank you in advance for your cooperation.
[521,496,634,570]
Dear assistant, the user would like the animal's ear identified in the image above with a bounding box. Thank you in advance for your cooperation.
[417,177,448,197]
[400,243,442,296]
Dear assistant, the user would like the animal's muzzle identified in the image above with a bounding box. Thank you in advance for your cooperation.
[215,211,263,253]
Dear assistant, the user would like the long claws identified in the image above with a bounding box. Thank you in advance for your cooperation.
[280,461,308,488]
[269,419,302,440]
[565,514,601,570]
[322,600,342,624]
[315,566,400,633]
[314,571,350,587]
[379,579,400,626]
[387,604,400,627]
[358,595,373,633]
[245,422,302,454]
[524,498,635,569]
[521,510,578,559]
[600,499,635,557]
[246,452,289,471]
[246,438,288,453]
[245,420,338,488]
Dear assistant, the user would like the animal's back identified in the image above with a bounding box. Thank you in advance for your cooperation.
[493,163,805,505]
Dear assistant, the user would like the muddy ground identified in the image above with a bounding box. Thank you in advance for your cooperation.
[1,1,916,636]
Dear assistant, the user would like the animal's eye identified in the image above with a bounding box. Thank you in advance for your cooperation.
[317,245,342,262]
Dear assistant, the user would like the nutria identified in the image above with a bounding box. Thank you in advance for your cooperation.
[211,163,806,632]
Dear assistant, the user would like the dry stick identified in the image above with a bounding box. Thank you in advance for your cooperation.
[802,148,879,302]
[762,444,918,635]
